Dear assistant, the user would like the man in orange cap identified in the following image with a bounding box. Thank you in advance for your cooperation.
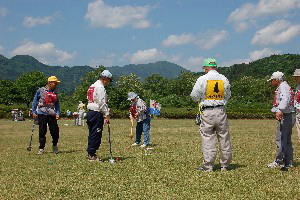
[32,76,61,155]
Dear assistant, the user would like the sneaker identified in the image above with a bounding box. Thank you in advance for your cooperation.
[131,143,140,147]
[87,154,103,162]
[267,161,283,168]
[196,166,213,172]
[52,146,59,154]
[37,149,44,155]
[221,167,228,171]
[140,144,149,148]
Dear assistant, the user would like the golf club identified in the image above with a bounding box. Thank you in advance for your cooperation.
[27,118,38,151]
[27,123,35,151]
[107,124,115,164]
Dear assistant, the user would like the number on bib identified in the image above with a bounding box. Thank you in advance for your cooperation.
[87,87,95,103]
[205,80,225,100]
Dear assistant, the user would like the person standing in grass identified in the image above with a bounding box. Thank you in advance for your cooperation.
[267,71,294,170]
[32,76,61,155]
[128,92,151,148]
[190,58,232,172]
[86,70,112,161]
[293,69,300,143]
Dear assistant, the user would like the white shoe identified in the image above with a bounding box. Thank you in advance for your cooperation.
[131,143,140,147]
[221,167,228,171]
[37,149,44,155]
[140,144,148,148]
[267,161,283,168]
[52,146,59,154]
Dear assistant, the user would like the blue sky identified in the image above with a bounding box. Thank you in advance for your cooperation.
[0,0,299,71]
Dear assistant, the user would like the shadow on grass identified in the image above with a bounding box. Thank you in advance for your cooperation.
[293,162,300,167]
[58,149,83,154]
[213,163,247,171]
[101,156,135,162]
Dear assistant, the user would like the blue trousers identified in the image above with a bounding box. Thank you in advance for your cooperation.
[135,117,151,145]
[86,111,104,155]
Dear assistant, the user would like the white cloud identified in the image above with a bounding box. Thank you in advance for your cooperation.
[183,56,205,72]
[249,48,281,60]
[221,48,281,67]
[252,20,300,45]
[197,30,228,50]
[12,41,76,64]
[85,0,151,29]
[233,22,250,32]
[162,30,228,50]
[129,48,163,64]
[0,7,8,17]
[23,15,56,28]
[228,0,300,23]
[162,33,195,47]
[228,0,300,32]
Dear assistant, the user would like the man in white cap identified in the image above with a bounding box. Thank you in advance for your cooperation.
[32,76,61,155]
[190,58,232,172]
[86,70,112,161]
[293,69,300,142]
[128,92,151,148]
[267,71,294,170]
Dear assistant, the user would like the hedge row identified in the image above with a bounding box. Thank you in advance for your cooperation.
[0,104,274,120]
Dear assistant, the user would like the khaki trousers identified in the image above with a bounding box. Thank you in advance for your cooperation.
[199,107,232,169]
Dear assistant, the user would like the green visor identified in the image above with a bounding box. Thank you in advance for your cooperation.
[203,58,217,67]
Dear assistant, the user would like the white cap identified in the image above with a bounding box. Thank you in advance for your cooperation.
[268,71,284,81]
[293,69,300,77]
[127,92,138,101]
[100,70,112,79]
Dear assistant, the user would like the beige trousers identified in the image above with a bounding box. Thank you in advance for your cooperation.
[199,107,232,169]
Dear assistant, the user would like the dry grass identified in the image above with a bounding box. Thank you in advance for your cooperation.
[0,119,300,199]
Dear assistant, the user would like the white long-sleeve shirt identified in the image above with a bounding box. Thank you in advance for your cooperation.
[271,81,294,113]
[190,70,231,107]
[87,80,110,116]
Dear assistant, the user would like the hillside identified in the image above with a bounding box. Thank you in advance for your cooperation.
[109,61,188,80]
[218,54,300,81]
[0,55,188,94]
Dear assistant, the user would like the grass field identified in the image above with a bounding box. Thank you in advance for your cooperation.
[1,119,300,199]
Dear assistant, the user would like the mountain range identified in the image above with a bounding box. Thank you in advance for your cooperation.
[0,55,187,94]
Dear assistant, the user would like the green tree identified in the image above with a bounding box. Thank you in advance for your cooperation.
[72,66,106,103]
[109,73,145,110]
[14,71,47,107]
[0,80,16,105]
[143,74,169,97]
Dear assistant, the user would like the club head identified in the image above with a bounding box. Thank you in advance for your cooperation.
[27,146,32,151]
[109,158,115,164]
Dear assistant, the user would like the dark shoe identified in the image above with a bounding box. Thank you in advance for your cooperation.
[52,146,59,154]
[196,166,213,172]
[280,167,288,171]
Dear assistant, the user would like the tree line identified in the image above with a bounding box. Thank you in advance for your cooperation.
[1,54,299,119]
